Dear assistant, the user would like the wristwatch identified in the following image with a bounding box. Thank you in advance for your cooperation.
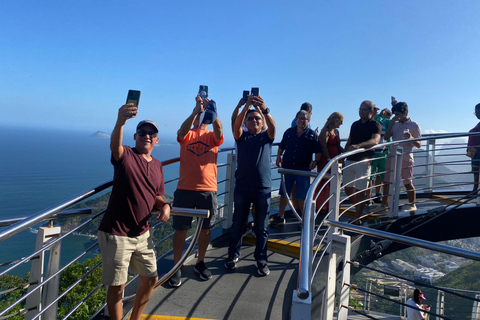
[163,202,173,209]
[262,108,270,115]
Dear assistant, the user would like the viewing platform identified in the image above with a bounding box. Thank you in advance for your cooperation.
[1,132,480,320]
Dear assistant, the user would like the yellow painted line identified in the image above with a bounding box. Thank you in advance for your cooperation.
[431,194,458,205]
[139,315,219,320]
[243,235,319,258]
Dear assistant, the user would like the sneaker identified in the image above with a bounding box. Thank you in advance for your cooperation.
[373,193,383,203]
[372,204,388,214]
[224,257,239,270]
[194,261,212,280]
[401,204,417,212]
[365,199,374,207]
[255,261,270,276]
[270,215,285,227]
[168,269,182,287]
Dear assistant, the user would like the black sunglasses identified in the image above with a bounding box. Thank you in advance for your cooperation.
[137,129,158,137]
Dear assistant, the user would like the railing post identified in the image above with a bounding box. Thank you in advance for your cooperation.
[472,293,480,320]
[364,278,371,313]
[400,285,407,318]
[329,162,342,230]
[390,147,403,218]
[335,234,351,320]
[322,231,349,320]
[223,153,236,229]
[426,139,435,194]
[25,226,61,320]
[436,290,445,320]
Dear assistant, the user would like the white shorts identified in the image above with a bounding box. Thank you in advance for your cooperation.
[343,160,371,190]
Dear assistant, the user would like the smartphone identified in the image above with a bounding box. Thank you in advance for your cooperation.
[251,87,259,96]
[199,85,209,99]
[126,90,141,108]
[391,96,396,104]
[243,90,249,101]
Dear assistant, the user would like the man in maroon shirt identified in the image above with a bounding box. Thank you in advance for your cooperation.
[98,102,171,320]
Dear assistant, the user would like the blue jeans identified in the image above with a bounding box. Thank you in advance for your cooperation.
[228,185,271,264]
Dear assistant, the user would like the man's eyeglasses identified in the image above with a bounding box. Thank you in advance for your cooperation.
[137,129,158,137]
[247,116,262,121]
[359,108,371,112]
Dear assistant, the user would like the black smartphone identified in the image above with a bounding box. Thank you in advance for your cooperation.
[391,96,396,104]
[243,90,249,101]
[199,85,209,99]
[251,87,259,96]
[126,90,141,107]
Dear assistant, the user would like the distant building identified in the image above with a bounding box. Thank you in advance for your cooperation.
[391,259,415,272]
[417,256,435,267]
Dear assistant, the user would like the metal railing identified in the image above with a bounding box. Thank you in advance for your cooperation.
[0,146,258,320]
[1,133,480,319]
[291,131,480,319]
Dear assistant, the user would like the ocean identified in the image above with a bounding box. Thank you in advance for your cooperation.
[0,128,206,276]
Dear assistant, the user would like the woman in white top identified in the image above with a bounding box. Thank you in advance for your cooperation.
[406,288,430,320]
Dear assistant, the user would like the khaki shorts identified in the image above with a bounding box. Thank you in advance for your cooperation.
[343,160,371,190]
[97,230,157,286]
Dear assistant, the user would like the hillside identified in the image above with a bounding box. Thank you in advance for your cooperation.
[434,260,480,290]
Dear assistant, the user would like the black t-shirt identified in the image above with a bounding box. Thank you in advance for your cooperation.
[346,118,381,161]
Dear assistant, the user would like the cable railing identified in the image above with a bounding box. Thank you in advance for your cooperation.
[0,146,259,320]
[291,131,480,319]
[1,133,480,319]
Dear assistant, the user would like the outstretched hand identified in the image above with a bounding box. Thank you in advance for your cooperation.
[194,94,206,114]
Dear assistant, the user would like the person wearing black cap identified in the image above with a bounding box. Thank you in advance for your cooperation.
[98,102,171,320]
[406,288,430,320]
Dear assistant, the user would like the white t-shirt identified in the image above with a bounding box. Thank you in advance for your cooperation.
[406,298,425,320]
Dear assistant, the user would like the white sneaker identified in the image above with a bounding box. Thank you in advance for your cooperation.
[401,204,417,212]
[372,204,388,214]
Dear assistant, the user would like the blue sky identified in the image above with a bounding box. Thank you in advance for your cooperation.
[2,0,480,143]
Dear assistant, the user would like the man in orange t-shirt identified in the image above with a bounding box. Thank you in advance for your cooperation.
[169,94,223,287]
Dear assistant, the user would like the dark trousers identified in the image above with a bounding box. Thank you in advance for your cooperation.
[228,185,271,263]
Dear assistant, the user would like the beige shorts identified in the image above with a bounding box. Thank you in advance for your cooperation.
[97,230,157,286]
[343,160,371,190]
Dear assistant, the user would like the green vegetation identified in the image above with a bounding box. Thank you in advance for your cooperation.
[433,261,480,320]
[0,274,25,320]
[350,244,480,319]
[0,191,181,319]
[0,257,106,320]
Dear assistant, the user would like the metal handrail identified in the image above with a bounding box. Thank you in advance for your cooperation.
[325,219,480,261]
[292,131,480,319]
[0,181,112,242]
[0,208,92,227]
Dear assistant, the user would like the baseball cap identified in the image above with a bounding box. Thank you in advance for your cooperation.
[136,120,159,133]
[199,100,217,125]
